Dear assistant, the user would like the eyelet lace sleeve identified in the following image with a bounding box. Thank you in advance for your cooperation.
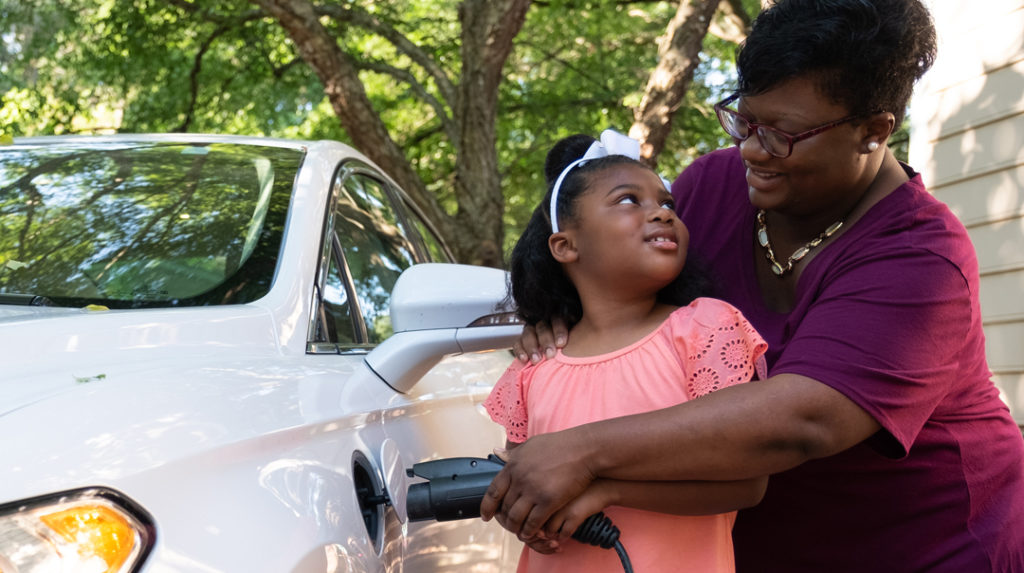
[483,360,530,443]
[684,300,769,399]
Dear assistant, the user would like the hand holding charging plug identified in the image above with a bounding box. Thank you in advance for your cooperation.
[406,455,633,573]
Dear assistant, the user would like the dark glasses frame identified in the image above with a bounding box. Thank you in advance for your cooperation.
[714,93,864,158]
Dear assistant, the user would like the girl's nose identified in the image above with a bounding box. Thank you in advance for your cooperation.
[648,205,674,222]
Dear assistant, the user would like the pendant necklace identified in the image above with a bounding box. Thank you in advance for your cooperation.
[756,209,844,277]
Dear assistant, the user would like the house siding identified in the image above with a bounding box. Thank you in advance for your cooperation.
[909,1,1024,422]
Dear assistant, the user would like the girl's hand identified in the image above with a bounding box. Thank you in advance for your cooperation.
[513,317,569,364]
[521,532,562,555]
[542,480,616,541]
[480,428,597,539]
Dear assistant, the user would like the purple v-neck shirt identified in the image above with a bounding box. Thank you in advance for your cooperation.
[672,147,1024,572]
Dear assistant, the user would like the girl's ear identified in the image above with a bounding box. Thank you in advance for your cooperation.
[549,231,578,264]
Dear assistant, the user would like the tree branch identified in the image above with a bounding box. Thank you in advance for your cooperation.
[515,39,621,97]
[177,24,230,133]
[629,0,720,167]
[250,0,451,242]
[314,3,457,109]
[356,59,459,145]
[709,0,752,44]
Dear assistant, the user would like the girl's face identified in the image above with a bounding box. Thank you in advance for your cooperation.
[565,163,689,296]
[736,76,876,223]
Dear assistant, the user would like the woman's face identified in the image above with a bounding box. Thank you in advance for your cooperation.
[736,77,873,221]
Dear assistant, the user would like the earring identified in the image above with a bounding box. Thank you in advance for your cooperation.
[867,141,880,152]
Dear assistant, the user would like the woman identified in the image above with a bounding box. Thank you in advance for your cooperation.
[480,1,1024,571]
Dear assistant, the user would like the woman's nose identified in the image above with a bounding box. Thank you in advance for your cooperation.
[738,132,771,161]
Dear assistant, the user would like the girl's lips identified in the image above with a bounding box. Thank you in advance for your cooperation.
[645,236,679,250]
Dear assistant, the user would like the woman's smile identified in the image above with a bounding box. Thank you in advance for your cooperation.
[745,163,784,190]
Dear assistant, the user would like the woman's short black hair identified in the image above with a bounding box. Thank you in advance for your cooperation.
[737,0,937,125]
[507,134,710,327]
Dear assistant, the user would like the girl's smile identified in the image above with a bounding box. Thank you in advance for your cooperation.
[644,229,679,250]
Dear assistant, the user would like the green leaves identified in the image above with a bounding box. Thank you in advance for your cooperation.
[1,0,755,261]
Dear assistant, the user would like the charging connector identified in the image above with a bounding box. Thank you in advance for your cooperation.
[406,455,633,573]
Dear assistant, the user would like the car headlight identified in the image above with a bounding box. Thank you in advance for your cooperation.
[0,487,154,573]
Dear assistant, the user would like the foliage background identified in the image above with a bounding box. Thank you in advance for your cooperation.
[0,0,767,256]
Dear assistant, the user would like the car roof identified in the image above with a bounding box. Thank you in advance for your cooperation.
[7,133,380,172]
[10,133,362,155]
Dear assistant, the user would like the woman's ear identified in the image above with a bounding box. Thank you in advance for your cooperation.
[549,231,578,264]
[861,111,896,154]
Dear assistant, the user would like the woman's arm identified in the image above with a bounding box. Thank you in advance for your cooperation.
[482,372,879,539]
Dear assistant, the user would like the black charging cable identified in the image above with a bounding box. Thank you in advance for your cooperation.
[406,456,634,573]
[571,511,633,573]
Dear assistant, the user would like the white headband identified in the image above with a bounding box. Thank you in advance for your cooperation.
[548,129,671,233]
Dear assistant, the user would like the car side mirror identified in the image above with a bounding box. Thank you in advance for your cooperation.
[364,263,522,393]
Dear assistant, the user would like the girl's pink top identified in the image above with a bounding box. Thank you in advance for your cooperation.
[484,297,768,573]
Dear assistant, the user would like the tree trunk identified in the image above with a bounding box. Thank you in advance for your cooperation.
[629,0,721,168]
[450,0,531,267]
[251,0,528,267]
[251,0,450,233]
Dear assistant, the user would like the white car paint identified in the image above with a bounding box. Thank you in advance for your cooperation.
[0,135,522,572]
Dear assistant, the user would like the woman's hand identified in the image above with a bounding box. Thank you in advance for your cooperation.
[480,428,597,540]
[512,317,569,364]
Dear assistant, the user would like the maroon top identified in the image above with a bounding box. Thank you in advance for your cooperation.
[673,147,1024,572]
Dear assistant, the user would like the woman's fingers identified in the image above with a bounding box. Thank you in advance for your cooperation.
[480,467,511,521]
[513,324,540,363]
[513,318,569,364]
[533,321,556,361]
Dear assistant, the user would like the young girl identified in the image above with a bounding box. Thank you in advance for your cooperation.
[483,130,768,573]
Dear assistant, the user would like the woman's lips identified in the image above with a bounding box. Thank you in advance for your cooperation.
[746,165,783,190]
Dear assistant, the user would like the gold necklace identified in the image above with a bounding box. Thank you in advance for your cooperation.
[756,209,844,277]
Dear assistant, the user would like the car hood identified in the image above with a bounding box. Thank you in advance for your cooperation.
[0,304,281,417]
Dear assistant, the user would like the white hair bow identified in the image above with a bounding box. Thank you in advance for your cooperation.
[548,129,670,233]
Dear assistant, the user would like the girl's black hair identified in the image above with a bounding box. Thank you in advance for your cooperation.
[737,0,937,126]
[507,134,711,328]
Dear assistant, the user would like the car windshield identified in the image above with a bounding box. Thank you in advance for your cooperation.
[0,140,303,308]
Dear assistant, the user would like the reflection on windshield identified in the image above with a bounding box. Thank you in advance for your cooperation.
[0,141,303,308]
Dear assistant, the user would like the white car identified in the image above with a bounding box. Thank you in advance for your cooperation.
[0,135,523,572]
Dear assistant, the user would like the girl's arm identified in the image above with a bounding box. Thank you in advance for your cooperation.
[595,476,767,515]
[482,374,879,540]
[542,476,766,539]
[497,440,766,540]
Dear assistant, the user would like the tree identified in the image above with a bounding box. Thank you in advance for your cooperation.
[1,0,760,265]
[630,0,729,167]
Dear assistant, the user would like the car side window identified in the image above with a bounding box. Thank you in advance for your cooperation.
[410,211,452,263]
[315,235,359,345]
[332,172,419,344]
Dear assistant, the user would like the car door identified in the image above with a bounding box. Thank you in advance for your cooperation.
[307,161,519,572]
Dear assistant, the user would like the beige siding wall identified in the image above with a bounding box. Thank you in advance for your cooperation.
[909,1,1024,422]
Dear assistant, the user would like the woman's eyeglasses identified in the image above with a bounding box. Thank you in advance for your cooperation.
[714,93,863,158]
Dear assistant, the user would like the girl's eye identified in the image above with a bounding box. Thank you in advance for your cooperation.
[660,199,675,210]
[616,194,639,205]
